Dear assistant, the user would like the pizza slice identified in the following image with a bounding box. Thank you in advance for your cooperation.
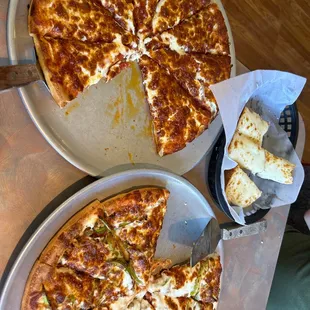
[147,254,222,305]
[34,35,131,107]
[100,0,135,34]
[102,187,170,287]
[139,55,212,156]
[150,48,231,118]
[146,3,229,56]
[152,0,210,34]
[29,0,136,47]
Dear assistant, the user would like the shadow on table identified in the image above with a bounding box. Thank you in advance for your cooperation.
[0,175,96,294]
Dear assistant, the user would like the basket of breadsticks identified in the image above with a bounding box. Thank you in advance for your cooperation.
[208,70,306,225]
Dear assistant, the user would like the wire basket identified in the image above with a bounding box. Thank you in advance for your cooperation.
[207,103,299,224]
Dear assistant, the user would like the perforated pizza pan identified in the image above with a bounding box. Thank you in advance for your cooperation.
[7,0,236,177]
[0,169,224,309]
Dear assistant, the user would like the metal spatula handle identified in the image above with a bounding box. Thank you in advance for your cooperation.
[221,219,267,240]
[0,64,42,93]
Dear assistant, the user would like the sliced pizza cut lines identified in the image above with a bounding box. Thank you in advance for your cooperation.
[29,0,231,155]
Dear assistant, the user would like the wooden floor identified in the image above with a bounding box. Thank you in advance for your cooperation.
[222,0,310,163]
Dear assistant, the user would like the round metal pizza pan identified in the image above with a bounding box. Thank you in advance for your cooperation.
[0,169,224,309]
[6,0,236,177]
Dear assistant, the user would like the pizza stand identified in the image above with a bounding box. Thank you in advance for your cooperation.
[0,0,307,309]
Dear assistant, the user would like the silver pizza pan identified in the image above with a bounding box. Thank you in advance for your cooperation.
[0,169,224,309]
[6,0,236,177]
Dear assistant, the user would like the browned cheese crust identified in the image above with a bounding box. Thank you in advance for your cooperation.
[101,187,170,286]
[39,199,101,266]
[146,3,230,55]
[100,0,136,34]
[29,0,135,45]
[152,0,210,34]
[22,188,170,309]
[149,48,231,118]
[139,55,212,156]
[133,0,159,38]
[33,35,127,107]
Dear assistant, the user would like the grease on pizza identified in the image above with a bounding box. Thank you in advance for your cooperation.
[146,3,229,55]
[139,55,212,156]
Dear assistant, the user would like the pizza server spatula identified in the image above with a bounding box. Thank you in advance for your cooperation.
[190,218,267,267]
[0,63,44,93]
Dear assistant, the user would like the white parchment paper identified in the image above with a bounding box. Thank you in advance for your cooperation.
[210,70,307,225]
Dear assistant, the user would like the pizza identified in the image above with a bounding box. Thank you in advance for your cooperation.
[22,188,223,309]
[33,36,131,106]
[29,0,231,155]
[139,55,212,156]
[22,188,170,309]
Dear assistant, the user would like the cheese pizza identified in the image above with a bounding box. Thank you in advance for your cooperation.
[22,188,223,310]
[29,0,231,155]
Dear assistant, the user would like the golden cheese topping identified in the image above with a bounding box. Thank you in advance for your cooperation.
[23,189,171,310]
[42,265,135,309]
[133,0,159,38]
[100,0,135,34]
[59,234,126,278]
[34,36,130,106]
[102,188,170,286]
[29,0,136,46]
[139,55,212,156]
[147,254,221,307]
[149,49,231,118]
[194,254,222,304]
[146,3,229,55]
[152,0,209,34]
[43,266,97,309]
